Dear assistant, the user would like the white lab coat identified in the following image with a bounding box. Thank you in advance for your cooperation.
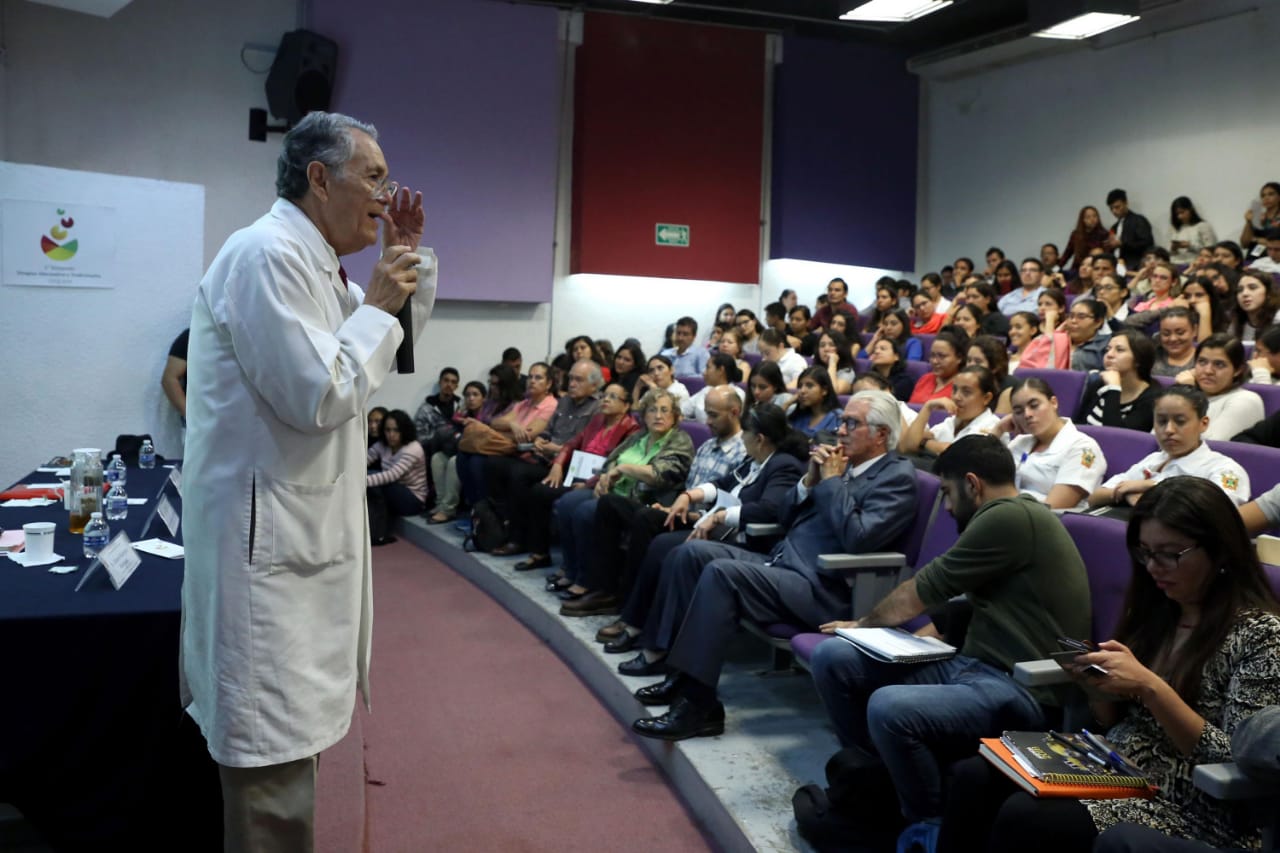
[179,198,436,767]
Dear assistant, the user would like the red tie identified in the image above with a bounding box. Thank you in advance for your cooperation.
[337,265,348,286]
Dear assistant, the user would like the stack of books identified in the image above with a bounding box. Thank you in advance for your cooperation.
[979,731,1155,799]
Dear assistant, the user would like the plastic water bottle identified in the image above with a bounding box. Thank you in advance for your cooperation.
[83,512,109,559]
[107,453,127,487]
[106,481,128,521]
[139,439,156,469]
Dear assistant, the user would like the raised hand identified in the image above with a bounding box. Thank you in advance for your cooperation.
[379,186,425,250]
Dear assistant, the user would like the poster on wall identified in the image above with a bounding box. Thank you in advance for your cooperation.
[1,199,117,288]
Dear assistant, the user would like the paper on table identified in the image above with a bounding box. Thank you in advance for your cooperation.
[133,538,184,559]
[48,564,78,574]
[7,550,65,568]
[0,530,24,552]
[36,467,71,476]
[2,498,57,508]
[24,482,63,489]
[127,498,148,505]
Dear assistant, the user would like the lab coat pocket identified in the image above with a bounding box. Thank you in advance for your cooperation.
[265,472,354,574]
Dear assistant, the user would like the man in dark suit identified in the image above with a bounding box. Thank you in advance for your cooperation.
[627,390,919,741]
[1105,188,1155,272]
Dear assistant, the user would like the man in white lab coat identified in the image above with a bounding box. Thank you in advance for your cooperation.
[179,111,436,851]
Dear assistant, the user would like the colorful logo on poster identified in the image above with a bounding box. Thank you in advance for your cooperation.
[40,208,78,261]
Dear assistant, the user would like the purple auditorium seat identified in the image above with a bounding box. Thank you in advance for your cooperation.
[1244,383,1280,418]
[743,352,763,368]
[1265,563,1280,600]
[903,360,932,386]
[1012,367,1089,417]
[1077,425,1158,477]
[855,356,869,374]
[915,333,937,359]
[681,376,706,395]
[1059,513,1130,641]
[837,395,850,408]
[678,420,712,448]
[1152,374,1175,387]
[1206,439,1280,497]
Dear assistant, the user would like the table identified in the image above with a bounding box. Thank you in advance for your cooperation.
[0,463,221,850]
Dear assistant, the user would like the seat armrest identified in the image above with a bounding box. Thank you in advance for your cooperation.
[1013,659,1072,687]
[817,552,906,572]
[1193,763,1276,800]
[745,523,783,537]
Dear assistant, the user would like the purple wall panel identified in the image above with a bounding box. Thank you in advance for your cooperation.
[312,0,561,302]
[771,37,918,271]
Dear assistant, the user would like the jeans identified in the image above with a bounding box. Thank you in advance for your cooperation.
[810,641,1046,821]
[552,488,598,582]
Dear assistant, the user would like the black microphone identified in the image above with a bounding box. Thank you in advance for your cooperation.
[396,301,413,373]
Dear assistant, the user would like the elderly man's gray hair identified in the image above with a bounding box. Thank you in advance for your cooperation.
[276,111,378,201]
[573,359,604,390]
[851,389,903,450]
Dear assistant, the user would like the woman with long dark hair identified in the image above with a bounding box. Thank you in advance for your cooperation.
[786,365,842,437]
[1060,205,1110,272]
[366,408,428,543]
[940,476,1280,853]
[1168,195,1217,265]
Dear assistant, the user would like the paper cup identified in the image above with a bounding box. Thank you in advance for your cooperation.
[23,522,56,561]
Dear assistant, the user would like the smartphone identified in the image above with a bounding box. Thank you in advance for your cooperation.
[1056,637,1098,653]
[1054,638,1108,677]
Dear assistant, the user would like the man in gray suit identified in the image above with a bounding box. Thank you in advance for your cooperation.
[627,390,919,741]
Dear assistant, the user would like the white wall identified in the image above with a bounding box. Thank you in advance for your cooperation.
[918,5,1280,274]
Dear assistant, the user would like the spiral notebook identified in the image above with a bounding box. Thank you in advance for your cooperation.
[834,627,957,663]
[979,732,1155,799]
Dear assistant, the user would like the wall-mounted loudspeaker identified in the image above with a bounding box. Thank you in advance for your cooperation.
[265,30,339,128]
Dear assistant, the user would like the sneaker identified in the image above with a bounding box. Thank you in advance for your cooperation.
[895,820,940,853]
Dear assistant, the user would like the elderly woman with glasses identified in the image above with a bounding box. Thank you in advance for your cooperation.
[940,475,1280,853]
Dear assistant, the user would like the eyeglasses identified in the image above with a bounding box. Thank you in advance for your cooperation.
[836,416,868,432]
[1094,283,1120,292]
[646,406,675,416]
[1130,544,1199,570]
[602,392,627,402]
[370,177,399,201]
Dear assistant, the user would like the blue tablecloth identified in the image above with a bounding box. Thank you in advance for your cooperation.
[0,463,221,850]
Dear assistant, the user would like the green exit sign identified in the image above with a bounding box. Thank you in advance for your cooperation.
[655,223,690,247]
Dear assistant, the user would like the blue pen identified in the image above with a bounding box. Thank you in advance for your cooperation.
[1081,729,1136,774]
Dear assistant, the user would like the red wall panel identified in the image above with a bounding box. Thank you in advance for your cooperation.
[571,13,765,283]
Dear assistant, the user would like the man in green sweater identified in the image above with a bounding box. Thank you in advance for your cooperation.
[809,434,1092,848]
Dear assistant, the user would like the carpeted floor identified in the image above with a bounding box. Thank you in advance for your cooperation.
[330,539,714,851]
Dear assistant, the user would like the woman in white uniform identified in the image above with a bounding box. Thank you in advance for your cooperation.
[994,376,1107,510]
[1174,333,1265,440]
[1089,384,1251,508]
[899,365,1000,459]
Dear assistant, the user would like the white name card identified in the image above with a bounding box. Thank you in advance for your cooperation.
[157,494,179,537]
[168,465,183,497]
[99,531,141,590]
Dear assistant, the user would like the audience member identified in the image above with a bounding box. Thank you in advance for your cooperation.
[809,434,1090,849]
[456,362,555,509]
[939,266,956,297]
[412,367,460,455]
[551,387,694,601]
[983,247,1007,288]
[1006,311,1043,372]
[709,303,737,346]
[1067,254,1095,295]
[610,340,646,397]
[502,346,527,392]
[502,383,641,570]
[1088,385,1250,508]
[1128,261,1180,325]
[1094,273,1131,328]
[659,317,709,379]
[1061,205,1109,272]
[681,353,746,424]
[763,301,790,340]
[997,258,1045,316]
[1040,242,1061,275]
[779,290,798,311]
[828,311,853,339]
[1067,298,1110,372]
[1240,482,1280,535]
[809,278,859,332]
[1213,240,1245,270]
[965,334,1013,413]
[900,365,1000,459]
[428,381,487,523]
[1105,188,1156,272]
[1247,227,1280,274]
[715,328,753,383]
[920,273,952,314]
[595,402,808,652]
[949,303,983,339]
[990,259,1018,300]
[366,409,427,544]
[1152,307,1199,377]
[816,329,858,395]
[787,365,842,437]
[961,281,1009,336]
[940,476,1280,853]
[759,328,808,389]
[952,256,975,286]
[908,329,967,405]
[162,327,189,423]
[367,406,387,449]
[632,354,690,411]
[788,305,816,356]
[1229,269,1279,342]
[865,283,899,333]
[1077,328,1159,432]
[874,308,922,361]
[995,377,1106,510]
[1168,195,1218,265]
[896,279,917,311]
[629,391,917,741]
[1176,275,1226,340]
[867,337,914,402]
[1176,334,1265,440]
[748,361,792,412]
[1241,181,1280,253]
[735,309,764,354]
[1248,324,1280,385]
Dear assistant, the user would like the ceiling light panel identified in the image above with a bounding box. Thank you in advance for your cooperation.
[1033,12,1139,39]
[839,0,952,23]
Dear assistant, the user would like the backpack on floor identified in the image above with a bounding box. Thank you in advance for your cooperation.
[464,498,506,553]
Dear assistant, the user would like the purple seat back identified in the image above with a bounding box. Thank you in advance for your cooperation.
[682,376,706,395]
[903,360,932,385]
[915,333,937,358]
[927,407,949,427]
[1244,383,1280,418]
[1060,513,1131,641]
[743,352,763,368]
[1152,374,1175,387]
[679,420,712,448]
[1206,439,1280,497]
[1264,563,1280,600]
[1077,425,1158,477]
[1011,367,1089,416]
